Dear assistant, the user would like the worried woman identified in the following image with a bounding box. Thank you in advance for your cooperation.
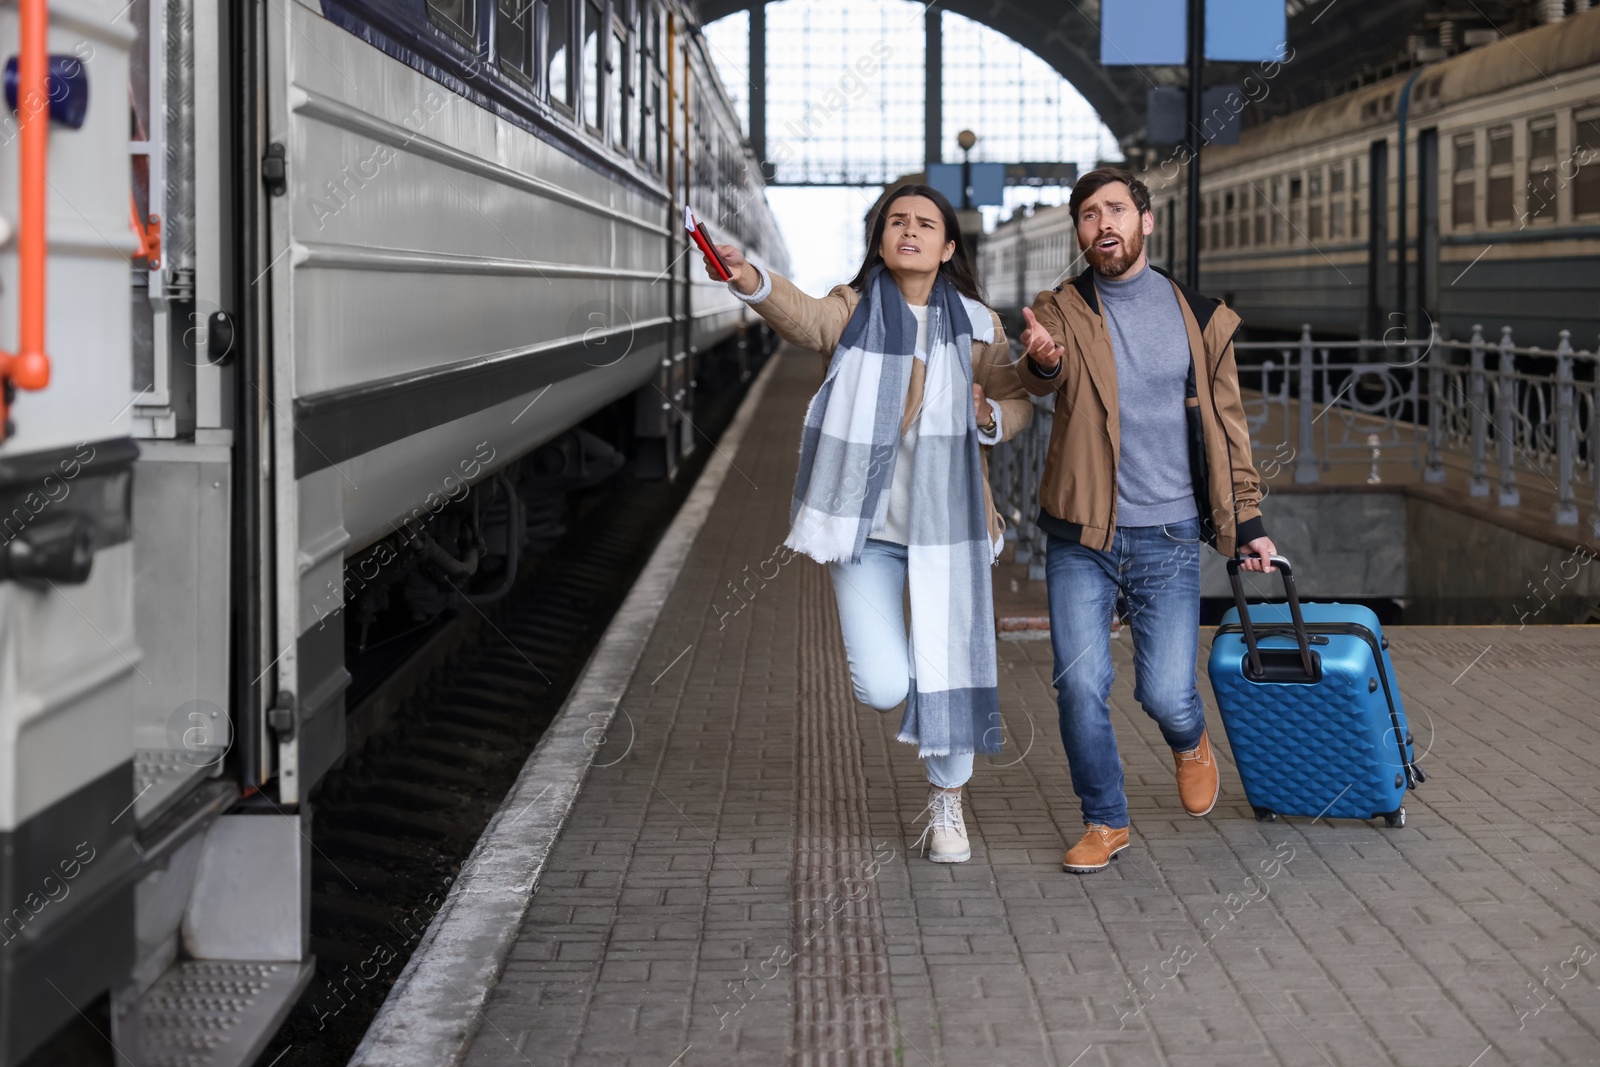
[703,184,1031,862]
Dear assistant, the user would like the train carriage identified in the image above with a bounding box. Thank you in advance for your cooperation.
[0,0,784,1063]
[984,8,1600,352]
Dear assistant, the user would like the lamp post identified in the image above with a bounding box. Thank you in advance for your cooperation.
[1184,0,1203,289]
[957,128,976,210]
[954,128,983,247]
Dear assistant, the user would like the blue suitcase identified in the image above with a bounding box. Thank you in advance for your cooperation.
[1207,557,1426,828]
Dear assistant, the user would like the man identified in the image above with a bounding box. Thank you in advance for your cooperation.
[1016,167,1277,874]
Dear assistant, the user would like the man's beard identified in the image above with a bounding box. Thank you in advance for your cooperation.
[1085,228,1144,278]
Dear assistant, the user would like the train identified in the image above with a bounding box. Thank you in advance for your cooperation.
[0,0,784,1063]
[981,7,1600,351]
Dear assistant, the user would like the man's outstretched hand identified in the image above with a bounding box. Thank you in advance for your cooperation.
[1019,307,1066,371]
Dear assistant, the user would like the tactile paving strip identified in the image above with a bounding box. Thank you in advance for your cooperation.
[792,563,897,1064]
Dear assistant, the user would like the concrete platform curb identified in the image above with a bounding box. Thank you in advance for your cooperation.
[347,354,784,1067]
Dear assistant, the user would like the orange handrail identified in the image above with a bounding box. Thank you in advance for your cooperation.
[0,0,52,441]
[129,194,160,268]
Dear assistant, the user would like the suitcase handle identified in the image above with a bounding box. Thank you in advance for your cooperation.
[1226,555,1316,682]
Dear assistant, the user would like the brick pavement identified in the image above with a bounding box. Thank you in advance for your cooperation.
[462,350,1600,1067]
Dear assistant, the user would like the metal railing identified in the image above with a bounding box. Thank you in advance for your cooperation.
[990,324,1600,579]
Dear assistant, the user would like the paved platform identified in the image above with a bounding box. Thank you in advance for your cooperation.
[455,351,1600,1067]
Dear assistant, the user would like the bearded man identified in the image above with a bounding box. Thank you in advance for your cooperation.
[1015,168,1278,873]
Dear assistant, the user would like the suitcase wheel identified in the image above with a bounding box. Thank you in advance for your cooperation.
[1383,808,1406,829]
[1252,806,1277,823]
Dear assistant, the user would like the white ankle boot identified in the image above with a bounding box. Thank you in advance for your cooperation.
[917,786,971,863]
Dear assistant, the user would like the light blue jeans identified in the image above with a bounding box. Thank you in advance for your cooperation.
[828,538,974,789]
[1045,518,1208,828]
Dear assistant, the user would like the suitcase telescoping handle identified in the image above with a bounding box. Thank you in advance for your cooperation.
[1226,555,1316,682]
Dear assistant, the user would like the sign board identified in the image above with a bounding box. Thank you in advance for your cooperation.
[1198,86,1242,145]
[1146,86,1187,144]
[925,161,1007,208]
[1105,0,1287,66]
[1101,0,1186,66]
[1146,85,1242,146]
[1205,0,1288,62]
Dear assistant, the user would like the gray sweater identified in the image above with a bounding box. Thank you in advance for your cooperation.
[1097,265,1199,528]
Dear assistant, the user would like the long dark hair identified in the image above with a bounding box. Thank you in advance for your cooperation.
[848,183,986,303]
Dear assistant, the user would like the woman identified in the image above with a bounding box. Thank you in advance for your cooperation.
[703,184,1032,863]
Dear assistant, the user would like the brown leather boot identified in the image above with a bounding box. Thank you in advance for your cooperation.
[1062,824,1130,873]
[1174,729,1220,817]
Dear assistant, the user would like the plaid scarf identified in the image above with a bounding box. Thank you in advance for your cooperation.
[785,268,1001,757]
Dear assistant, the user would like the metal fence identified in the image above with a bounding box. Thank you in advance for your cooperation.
[989,324,1600,580]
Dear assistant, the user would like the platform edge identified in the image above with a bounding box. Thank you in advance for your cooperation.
[345,353,785,1067]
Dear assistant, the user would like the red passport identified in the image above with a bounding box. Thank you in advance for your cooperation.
[685,205,733,281]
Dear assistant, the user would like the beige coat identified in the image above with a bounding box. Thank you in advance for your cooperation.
[747,269,1033,546]
[1018,267,1267,557]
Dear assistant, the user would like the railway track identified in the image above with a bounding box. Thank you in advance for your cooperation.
[253,370,760,1067]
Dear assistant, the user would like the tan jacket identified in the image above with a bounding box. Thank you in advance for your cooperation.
[745,268,1033,546]
[1018,266,1267,557]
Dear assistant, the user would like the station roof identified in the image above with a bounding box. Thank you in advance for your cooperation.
[691,0,1551,148]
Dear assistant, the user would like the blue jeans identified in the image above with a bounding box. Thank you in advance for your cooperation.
[1045,519,1208,828]
[828,539,974,789]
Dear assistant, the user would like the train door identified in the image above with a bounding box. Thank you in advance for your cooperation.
[0,3,142,1059]
[1417,128,1440,329]
[1366,139,1389,340]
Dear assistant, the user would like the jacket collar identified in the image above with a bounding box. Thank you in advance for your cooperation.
[1067,262,1220,335]
[1069,269,1099,317]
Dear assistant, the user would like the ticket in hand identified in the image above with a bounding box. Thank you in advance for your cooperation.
[685,205,733,282]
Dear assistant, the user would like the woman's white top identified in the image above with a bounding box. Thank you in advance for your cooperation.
[871,304,929,545]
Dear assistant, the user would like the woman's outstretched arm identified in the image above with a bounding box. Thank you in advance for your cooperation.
[707,243,854,357]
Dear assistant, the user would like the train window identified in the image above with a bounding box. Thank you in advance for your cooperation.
[1309,170,1323,240]
[1330,166,1345,238]
[649,76,664,173]
[1488,126,1512,167]
[1526,116,1557,225]
[1350,162,1361,239]
[427,0,476,46]
[629,6,646,162]
[1486,125,1513,224]
[644,6,664,173]
[582,0,603,134]
[609,18,630,150]
[1270,177,1283,244]
[1452,135,1476,229]
[1576,111,1600,217]
[1289,177,1303,243]
[498,0,535,83]
[1223,190,1235,249]
[547,1,573,109]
